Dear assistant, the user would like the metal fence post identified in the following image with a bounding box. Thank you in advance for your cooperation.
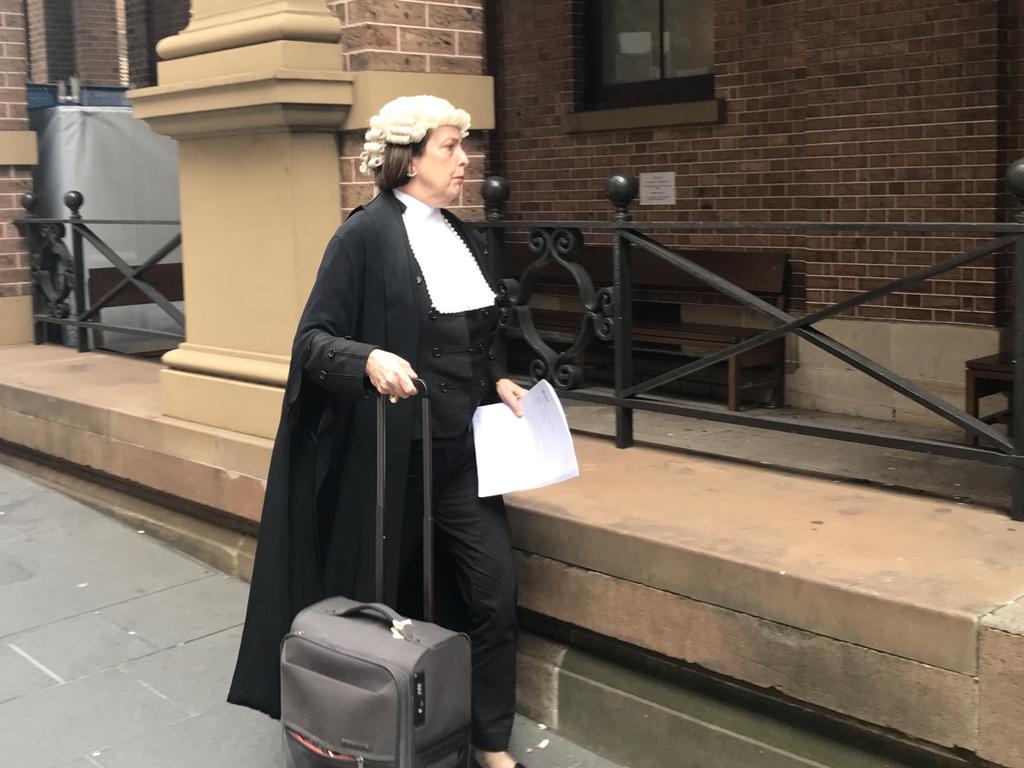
[607,172,638,448]
[1009,160,1024,521]
[65,191,89,353]
[482,176,508,280]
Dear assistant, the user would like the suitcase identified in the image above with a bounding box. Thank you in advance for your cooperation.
[281,381,472,768]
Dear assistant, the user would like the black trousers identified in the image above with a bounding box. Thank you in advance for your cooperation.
[396,431,518,753]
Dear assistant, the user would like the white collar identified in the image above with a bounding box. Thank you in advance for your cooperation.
[393,188,440,225]
[392,189,495,314]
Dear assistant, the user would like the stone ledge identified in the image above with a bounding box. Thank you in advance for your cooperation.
[505,434,1024,677]
[1,345,1023,762]
[517,553,977,751]
[517,626,981,768]
[979,598,1024,767]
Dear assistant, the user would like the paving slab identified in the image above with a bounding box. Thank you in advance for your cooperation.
[5,612,158,681]
[0,667,191,768]
[0,640,62,703]
[99,573,248,649]
[83,701,281,768]
[117,625,244,717]
[0,483,99,537]
[0,458,623,768]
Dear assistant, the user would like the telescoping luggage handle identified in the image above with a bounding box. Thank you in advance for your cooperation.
[376,379,433,621]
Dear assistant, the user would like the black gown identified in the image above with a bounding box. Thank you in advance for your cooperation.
[227,190,507,719]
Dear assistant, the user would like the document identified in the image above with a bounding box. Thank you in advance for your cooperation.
[472,379,580,497]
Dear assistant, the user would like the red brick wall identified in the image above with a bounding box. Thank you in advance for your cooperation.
[125,0,189,88]
[28,0,189,88]
[333,0,487,217]
[70,0,120,85]
[493,0,1022,327]
[26,0,73,83]
[329,0,484,74]
[0,1,34,300]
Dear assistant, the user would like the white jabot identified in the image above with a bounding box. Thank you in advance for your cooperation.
[393,189,496,314]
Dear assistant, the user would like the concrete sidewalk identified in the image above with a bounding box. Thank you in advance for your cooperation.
[0,461,620,768]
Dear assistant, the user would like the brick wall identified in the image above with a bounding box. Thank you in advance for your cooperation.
[69,0,120,85]
[125,0,189,88]
[492,0,1023,327]
[28,0,189,88]
[331,0,487,218]
[328,0,484,74]
[25,0,73,83]
[0,1,34,300]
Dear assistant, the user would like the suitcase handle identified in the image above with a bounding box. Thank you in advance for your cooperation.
[330,603,422,643]
[375,379,434,622]
[330,602,405,625]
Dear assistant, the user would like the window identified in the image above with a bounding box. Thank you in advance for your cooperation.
[583,0,714,110]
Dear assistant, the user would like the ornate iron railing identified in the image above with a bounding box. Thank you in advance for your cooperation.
[472,163,1024,521]
[17,191,183,352]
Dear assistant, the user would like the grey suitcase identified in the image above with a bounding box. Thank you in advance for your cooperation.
[281,382,472,768]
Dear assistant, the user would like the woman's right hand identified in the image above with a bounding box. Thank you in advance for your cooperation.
[365,349,418,400]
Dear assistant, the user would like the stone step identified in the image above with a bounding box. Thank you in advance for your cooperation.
[1,345,1023,766]
[517,632,977,768]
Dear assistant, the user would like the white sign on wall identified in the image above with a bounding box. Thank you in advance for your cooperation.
[639,172,676,206]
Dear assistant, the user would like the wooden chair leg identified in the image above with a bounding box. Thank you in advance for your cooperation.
[573,346,586,371]
[965,370,978,447]
[771,346,786,408]
[727,355,739,411]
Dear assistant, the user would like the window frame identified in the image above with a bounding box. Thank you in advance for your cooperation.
[581,0,715,111]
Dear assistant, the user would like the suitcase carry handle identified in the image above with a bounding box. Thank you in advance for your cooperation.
[330,602,404,625]
[375,379,434,622]
[329,602,420,643]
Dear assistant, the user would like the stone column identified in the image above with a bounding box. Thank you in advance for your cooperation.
[129,0,355,438]
[130,0,493,439]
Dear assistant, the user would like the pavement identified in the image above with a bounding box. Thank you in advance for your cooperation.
[0,460,621,768]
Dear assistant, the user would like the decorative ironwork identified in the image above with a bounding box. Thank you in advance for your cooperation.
[17,190,184,353]
[20,193,73,326]
[493,225,615,390]
[475,168,1024,521]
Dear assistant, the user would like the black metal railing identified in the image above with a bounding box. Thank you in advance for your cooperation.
[17,191,183,353]
[473,163,1024,520]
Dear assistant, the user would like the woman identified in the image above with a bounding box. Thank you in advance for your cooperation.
[227,95,529,768]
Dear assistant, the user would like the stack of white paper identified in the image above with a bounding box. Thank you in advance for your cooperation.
[472,379,580,497]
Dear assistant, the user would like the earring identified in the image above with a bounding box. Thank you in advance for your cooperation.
[407,169,417,178]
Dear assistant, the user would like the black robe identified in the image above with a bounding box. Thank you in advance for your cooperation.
[227,190,506,719]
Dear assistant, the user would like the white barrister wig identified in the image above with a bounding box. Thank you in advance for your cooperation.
[359,95,471,176]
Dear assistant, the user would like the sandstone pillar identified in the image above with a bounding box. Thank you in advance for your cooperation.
[130,0,493,438]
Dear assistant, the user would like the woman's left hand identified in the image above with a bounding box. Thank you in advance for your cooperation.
[496,378,527,417]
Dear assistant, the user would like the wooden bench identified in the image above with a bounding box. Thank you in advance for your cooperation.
[501,244,789,410]
[87,262,184,356]
[965,352,1012,446]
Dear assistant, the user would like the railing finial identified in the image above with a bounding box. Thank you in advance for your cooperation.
[606,172,638,222]
[64,191,83,218]
[483,176,509,221]
[21,192,36,214]
[1008,160,1024,223]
